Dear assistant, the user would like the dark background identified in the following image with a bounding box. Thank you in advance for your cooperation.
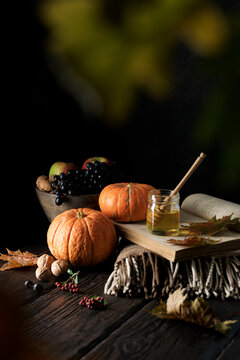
[2,0,240,251]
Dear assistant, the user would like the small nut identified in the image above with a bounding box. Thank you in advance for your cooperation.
[51,260,68,277]
[35,266,52,282]
[37,254,54,269]
[36,175,52,192]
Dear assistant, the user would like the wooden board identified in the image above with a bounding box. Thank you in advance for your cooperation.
[114,210,240,262]
[82,298,240,360]
[1,242,240,360]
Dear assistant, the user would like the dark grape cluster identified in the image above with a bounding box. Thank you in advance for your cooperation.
[55,281,80,293]
[79,296,107,310]
[51,161,124,206]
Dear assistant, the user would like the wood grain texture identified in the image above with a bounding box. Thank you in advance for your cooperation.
[114,209,240,262]
[1,242,240,360]
[22,270,147,360]
[82,299,240,360]
[216,331,240,360]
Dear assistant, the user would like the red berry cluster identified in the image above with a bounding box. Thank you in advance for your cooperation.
[79,296,107,310]
[55,281,80,293]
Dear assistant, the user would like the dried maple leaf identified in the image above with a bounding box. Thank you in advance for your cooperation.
[181,214,240,236]
[150,288,237,334]
[167,236,219,247]
[0,248,38,271]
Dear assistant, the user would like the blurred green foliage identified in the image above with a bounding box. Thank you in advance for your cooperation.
[39,0,231,120]
[38,0,240,192]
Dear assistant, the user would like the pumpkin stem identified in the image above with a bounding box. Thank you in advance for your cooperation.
[127,183,133,188]
[77,211,87,219]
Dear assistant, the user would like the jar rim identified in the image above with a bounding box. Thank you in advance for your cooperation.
[148,189,180,201]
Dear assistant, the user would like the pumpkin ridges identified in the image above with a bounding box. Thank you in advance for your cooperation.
[66,217,79,262]
[77,208,94,216]
[128,185,137,222]
[47,208,117,267]
[82,216,94,265]
[99,186,116,219]
[124,184,136,221]
[130,184,142,221]
[126,184,132,222]
[116,186,127,222]
[136,184,153,220]
[138,184,154,191]
[100,184,116,203]
[136,185,149,213]
[68,214,92,267]
[109,185,127,222]
[47,218,62,257]
[84,215,105,265]
[99,213,117,260]
[49,209,78,256]
[98,211,117,243]
[73,208,93,266]
[53,217,76,261]
[129,186,141,222]
[82,216,94,266]
[49,209,76,263]
[99,183,155,222]
[88,211,117,264]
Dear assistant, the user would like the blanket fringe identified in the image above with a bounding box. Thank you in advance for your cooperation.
[104,254,240,300]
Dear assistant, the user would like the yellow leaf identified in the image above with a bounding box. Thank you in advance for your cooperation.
[150,288,237,334]
[0,249,38,271]
[166,287,187,314]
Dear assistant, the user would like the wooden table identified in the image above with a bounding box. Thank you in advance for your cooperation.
[1,241,240,360]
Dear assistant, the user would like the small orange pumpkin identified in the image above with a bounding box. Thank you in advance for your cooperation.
[47,208,117,267]
[99,182,155,222]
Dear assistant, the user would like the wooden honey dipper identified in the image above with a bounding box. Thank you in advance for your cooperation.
[160,152,206,211]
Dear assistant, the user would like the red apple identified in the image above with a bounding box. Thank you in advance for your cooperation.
[82,156,112,170]
[49,162,78,182]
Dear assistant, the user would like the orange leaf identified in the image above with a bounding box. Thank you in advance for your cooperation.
[167,236,219,247]
[181,214,240,236]
[0,248,38,271]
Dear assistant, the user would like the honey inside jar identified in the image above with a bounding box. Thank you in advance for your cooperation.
[146,189,180,236]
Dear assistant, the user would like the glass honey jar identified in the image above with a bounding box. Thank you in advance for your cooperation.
[146,189,180,236]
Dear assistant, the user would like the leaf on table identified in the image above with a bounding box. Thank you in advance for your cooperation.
[0,248,38,271]
[181,214,240,236]
[167,236,220,247]
[150,288,237,334]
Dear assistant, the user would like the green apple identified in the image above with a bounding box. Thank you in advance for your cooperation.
[49,162,78,182]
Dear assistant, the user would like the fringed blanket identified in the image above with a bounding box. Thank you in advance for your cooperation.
[104,244,240,300]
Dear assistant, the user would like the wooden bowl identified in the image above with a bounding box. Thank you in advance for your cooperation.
[35,187,100,222]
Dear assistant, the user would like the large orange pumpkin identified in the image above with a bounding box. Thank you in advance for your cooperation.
[99,182,155,222]
[47,208,117,267]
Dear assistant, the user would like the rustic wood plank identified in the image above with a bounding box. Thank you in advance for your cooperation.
[0,243,52,307]
[1,242,240,360]
[21,269,149,360]
[0,242,116,307]
[0,254,148,360]
[115,210,240,262]
[216,330,240,360]
[81,298,240,360]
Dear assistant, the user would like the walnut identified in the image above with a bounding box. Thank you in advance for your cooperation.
[37,254,54,269]
[35,266,52,282]
[51,260,69,277]
[36,175,52,192]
